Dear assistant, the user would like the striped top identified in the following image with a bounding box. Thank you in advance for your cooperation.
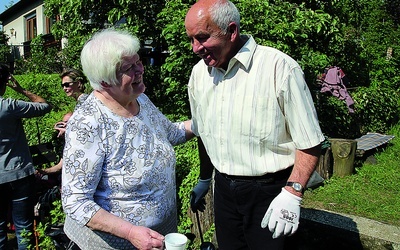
[188,35,324,176]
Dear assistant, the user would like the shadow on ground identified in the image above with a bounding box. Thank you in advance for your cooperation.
[284,218,364,250]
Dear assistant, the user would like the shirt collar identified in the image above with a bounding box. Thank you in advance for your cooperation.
[209,35,256,75]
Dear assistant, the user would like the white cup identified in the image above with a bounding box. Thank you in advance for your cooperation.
[164,233,188,250]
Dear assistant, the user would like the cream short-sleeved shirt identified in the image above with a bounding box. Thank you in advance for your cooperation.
[188,35,324,176]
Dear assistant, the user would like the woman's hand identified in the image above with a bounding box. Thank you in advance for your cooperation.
[54,121,67,137]
[128,226,164,250]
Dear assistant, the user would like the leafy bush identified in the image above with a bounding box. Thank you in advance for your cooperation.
[315,86,400,139]
[3,74,76,144]
[352,87,400,135]
[314,93,360,139]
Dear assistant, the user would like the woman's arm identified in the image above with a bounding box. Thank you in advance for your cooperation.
[39,159,63,174]
[87,209,164,249]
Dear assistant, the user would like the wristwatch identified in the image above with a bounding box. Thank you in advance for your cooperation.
[286,182,304,193]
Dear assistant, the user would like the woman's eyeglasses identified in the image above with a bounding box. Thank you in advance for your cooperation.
[61,81,75,88]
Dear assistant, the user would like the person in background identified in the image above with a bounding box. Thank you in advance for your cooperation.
[54,112,73,139]
[61,28,194,250]
[37,112,73,176]
[60,68,89,107]
[0,64,52,249]
[42,67,88,177]
[185,0,325,249]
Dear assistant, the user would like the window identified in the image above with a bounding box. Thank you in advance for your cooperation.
[26,13,37,41]
[46,15,60,34]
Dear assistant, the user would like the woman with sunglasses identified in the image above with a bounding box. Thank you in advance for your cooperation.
[60,68,89,107]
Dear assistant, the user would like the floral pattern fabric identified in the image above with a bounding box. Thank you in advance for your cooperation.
[62,93,186,239]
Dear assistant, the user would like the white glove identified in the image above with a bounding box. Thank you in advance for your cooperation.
[261,187,302,239]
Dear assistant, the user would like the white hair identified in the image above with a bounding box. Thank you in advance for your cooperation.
[80,28,141,90]
[209,0,240,35]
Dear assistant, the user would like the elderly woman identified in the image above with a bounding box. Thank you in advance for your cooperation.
[61,29,194,250]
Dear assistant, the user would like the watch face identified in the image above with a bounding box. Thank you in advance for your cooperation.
[293,183,302,191]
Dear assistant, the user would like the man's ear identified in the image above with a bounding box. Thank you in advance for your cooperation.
[227,22,238,39]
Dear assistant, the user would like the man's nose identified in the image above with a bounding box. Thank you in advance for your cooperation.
[192,40,204,54]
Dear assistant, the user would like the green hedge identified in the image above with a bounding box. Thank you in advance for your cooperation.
[3,74,77,144]
[315,86,400,139]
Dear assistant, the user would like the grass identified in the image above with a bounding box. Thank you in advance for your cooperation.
[302,124,400,227]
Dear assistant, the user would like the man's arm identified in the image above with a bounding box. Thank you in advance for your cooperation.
[190,138,214,212]
[261,143,321,238]
[197,138,214,179]
[7,74,48,103]
[286,144,321,197]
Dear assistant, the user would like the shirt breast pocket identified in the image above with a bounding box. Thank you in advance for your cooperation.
[239,95,277,143]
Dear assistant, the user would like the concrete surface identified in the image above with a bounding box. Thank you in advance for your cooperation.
[285,208,400,250]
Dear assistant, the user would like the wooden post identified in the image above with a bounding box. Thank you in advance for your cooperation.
[329,138,357,177]
[189,180,217,247]
[316,147,332,180]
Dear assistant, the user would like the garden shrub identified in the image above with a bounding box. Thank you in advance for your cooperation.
[3,74,77,144]
[315,86,400,139]
[352,86,400,135]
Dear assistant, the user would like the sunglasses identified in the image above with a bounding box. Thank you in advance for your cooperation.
[61,81,75,88]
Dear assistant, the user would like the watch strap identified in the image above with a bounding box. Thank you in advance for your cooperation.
[286,181,304,193]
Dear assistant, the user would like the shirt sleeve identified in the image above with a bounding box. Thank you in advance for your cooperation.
[6,98,51,118]
[61,112,103,225]
[281,66,325,149]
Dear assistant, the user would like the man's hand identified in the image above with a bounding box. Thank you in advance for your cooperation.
[190,178,211,212]
[261,188,302,238]
[6,74,23,91]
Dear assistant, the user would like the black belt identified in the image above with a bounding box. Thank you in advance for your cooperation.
[216,166,292,183]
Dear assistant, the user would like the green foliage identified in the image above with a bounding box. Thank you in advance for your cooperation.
[0,32,10,63]
[49,199,66,225]
[33,196,65,250]
[175,139,199,231]
[3,74,76,144]
[20,229,35,250]
[314,93,360,139]
[34,222,57,250]
[237,0,343,83]
[303,123,400,226]
[352,87,400,135]
[157,0,197,116]
[175,137,216,249]
[44,0,168,70]
[15,35,63,75]
[315,86,400,138]
[33,199,66,250]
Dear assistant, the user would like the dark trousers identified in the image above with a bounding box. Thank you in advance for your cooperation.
[0,175,35,250]
[214,169,291,250]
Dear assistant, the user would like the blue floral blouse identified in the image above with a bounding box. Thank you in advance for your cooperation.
[61,92,187,235]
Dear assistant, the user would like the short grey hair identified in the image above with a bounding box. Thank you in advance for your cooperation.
[209,0,240,35]
[80,28,141,90]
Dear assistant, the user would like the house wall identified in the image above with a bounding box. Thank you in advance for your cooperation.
[2,2,48,58]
